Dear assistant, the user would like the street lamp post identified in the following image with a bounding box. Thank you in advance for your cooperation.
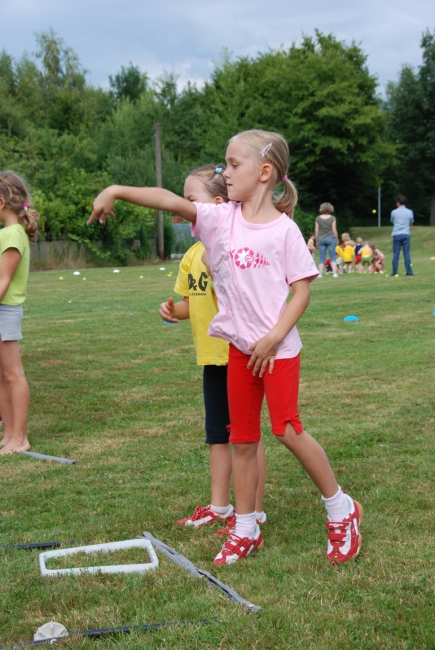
[378,186,381,227]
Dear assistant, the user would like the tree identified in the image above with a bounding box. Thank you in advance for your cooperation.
[0,29,401,262]
[109,63,148,102]
[386,29,435,225]
[0,51,26,136]
[167,34,395,224]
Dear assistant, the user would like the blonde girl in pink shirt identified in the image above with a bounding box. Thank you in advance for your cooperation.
[89,129,363,567]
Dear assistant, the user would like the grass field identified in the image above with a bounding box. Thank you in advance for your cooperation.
[1,226,435,649]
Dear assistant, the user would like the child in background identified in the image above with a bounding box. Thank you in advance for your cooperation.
[371,246,385,273]
[342,239,355,273]
[158,165,266,529]
[341,232,350,246]
[335,243,344,273]
[0,171,40,455]
[354,237,363,269]
[360,242,373,273]
[89,128,363,567]
[307,233,316,256]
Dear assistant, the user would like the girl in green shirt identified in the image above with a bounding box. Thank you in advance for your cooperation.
[0,171,40,455]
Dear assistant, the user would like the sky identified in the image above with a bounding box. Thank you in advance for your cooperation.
[1,0,434,93]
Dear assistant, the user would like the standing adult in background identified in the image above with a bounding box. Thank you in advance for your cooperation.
[391,195,414,276]
[315,202,339,278]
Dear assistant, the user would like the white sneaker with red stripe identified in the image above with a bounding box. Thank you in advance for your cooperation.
[213,524,264,565]
[326,498,364,564]
[176,505,234,528]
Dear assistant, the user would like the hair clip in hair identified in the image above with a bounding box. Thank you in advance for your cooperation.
[260,143,273,157]
[22,202,30,213]
[215,167,223,174]
[282,175,288,182]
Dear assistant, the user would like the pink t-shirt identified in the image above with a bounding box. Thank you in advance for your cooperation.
[192,201,319,359]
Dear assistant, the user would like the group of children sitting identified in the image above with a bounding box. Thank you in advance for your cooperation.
[307,232,385,274]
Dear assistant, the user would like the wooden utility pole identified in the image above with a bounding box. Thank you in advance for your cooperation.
[154,123,164,259]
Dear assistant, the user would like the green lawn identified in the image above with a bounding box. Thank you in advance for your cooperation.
[1,227,435,649]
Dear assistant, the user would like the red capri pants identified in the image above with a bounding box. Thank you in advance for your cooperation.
[227,344,304,444]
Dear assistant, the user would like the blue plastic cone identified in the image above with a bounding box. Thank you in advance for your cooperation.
[343,315,360,322]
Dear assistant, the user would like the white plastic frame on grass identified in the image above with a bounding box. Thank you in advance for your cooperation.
[39,539,159,577]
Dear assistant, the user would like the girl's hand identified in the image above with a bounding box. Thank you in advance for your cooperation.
[247,333,279,377]
[159,297,178,323]
[88,187,117,225]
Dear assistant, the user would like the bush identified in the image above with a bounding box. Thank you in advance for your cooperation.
[294,206,315,241]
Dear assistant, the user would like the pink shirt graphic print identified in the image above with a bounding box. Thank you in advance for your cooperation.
[232,247,270,269]
[192,201,319,359]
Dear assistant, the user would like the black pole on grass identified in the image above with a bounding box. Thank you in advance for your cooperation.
[0,540,89,551]
[0,620,217,649]
[141,531,262,612]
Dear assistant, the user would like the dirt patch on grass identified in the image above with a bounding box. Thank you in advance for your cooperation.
[114,389,171,406]
[39,359,69,367]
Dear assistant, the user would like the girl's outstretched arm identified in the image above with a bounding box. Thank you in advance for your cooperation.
[87,185,196,226]
[248,278,311,378]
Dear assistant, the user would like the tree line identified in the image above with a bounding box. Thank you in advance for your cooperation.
[0,28,433,262]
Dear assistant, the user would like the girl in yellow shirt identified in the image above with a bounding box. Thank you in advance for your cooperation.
[159,165,266,531]
[360,243,373,273]
[342,240,355,273]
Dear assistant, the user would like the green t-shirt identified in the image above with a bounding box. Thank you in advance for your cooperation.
[0,224,30,306]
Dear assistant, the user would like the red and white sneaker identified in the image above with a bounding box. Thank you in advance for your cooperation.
[215,514,236,536]
[213,524,264,565]
[326,498,364,564]
[215,511,267,536]
[176,505,234,528]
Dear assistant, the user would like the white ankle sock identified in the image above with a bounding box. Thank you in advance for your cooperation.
[255,511,267,524]
[235,512,257,538]
[210,504,233,518]
[322,487,352,521]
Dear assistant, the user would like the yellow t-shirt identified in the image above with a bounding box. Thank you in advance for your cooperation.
[0,224,30,306]
[343,245,355,263]
[361,245,372,258]
[174,241,229,366]
[335,245,344,258]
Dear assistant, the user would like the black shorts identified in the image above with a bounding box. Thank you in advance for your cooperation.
[203,365,230,445]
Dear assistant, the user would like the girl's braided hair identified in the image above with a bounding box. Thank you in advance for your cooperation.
[0,171,40,243]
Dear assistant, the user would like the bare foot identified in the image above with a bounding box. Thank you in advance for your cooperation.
[0,435,11,447]
[0,441,31,455]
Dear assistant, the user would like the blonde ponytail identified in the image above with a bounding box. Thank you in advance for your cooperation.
[275,177,298,219]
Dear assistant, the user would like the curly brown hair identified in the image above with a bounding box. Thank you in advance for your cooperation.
[0,171,40,243]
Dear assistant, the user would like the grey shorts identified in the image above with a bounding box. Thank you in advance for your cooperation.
[0,304,23,341]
